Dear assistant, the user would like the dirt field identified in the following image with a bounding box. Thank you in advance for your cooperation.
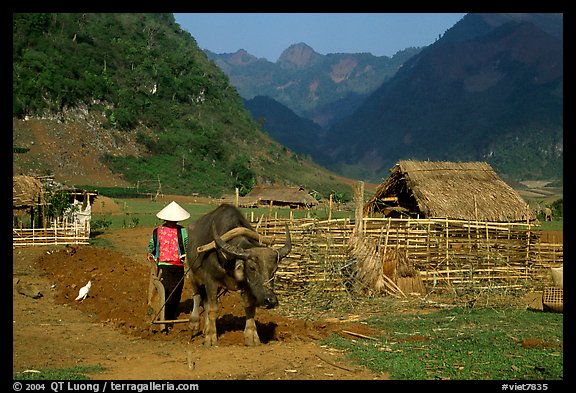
[12,226,390,380]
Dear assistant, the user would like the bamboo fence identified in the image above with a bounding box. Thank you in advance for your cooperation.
[13,219,90,247]
[248,215,563,295]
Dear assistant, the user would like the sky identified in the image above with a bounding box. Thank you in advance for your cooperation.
[174,13,468,62]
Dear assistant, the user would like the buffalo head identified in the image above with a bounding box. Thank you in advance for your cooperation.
[211,222,291,309]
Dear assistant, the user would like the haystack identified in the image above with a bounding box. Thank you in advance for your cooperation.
[349,234,426,297]
[386,249,427,295]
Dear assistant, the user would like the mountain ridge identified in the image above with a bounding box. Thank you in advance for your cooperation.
[205,44,422,128]
[210,13,562,183]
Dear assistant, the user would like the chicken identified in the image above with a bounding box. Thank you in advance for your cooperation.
[75,280,92,301]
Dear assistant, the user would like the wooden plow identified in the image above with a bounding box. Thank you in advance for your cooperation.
[147,226,277,330]
[146,257,189,331]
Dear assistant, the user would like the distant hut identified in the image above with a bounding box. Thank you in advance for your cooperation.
[13,174,98,235]
[364,160,535,222]
[13,175,44,207]
[245,185,318,209]
[13,175,44,227]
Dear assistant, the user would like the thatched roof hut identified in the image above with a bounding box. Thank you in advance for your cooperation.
[244,185,318,208]
[364,160,535,222]
[13,175,98,208]
[13,175,44,208]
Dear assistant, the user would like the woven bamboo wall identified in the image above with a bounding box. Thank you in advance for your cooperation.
[249,215,563,295]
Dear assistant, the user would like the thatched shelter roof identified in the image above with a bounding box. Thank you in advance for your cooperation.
[13,175,44,208]
[13,175,98,209]
[244,185,318,208]
[364,160,535,222]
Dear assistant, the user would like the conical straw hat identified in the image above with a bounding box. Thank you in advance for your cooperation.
[156,201,190,222]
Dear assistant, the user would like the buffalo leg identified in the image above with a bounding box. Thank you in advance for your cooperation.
[241,291,260,346]
[188,292,203,337]
[203,284,219,346]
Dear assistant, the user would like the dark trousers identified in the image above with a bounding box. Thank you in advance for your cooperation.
[158,264,184,321]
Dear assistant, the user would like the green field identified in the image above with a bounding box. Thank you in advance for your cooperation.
[90,198,355,231]
[323,306,563,380]
[90,197,563,233]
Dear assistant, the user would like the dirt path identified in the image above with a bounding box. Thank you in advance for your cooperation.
[13,240,388,380]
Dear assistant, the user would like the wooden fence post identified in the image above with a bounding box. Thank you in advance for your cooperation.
[328,194,333,223]
[352,181,364,234]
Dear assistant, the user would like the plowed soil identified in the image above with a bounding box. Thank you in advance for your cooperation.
[12,228,389,380]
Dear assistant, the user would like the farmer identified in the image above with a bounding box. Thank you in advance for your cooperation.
[147,201,190,331]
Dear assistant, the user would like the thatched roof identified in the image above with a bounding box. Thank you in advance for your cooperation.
[245,185,318,207]
[13,175,44,208]
[13,175,98,209]
[364,160,535,222]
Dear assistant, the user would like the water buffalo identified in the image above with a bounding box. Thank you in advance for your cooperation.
[185,203,291,346]
[543,207,553,221]
[535,202,553,221]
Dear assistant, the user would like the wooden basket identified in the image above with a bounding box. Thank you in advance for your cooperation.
[542,287,563,313]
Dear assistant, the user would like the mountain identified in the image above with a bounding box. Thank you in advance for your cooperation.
[11,13,359,199]
[322,13,563,182]
[206,44,422,128]
[243,96,325,160]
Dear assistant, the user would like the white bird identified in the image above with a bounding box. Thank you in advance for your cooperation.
[75,280,92,301]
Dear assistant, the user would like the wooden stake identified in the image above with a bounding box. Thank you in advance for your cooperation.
[329,193,333,222]
[341,329,378,341]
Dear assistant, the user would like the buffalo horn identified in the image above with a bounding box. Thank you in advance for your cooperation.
[212,222,250,260]
[197,227,275,253]
[277,224,292,259]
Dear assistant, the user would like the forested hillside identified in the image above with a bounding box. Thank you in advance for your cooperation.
[322,13,563,182]
[244,95,325,159]
[12,13,355,199]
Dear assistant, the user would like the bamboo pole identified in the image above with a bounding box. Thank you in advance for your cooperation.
[353,181,364,234]
[484,221,490,284]
[445,217,449,284]
[328,193,333,222]
[406,217,411,260]
[381,219,393,256]
[426,221,431,264]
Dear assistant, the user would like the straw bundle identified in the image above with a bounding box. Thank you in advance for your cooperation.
[394,250,426,295]
[347,233,407,298]
[550,267,563,288]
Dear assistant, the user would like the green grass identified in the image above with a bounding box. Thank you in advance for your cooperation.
[538,219,563,231]
[323,307,563,380]
[13,365,106,380]
[90,198,355,231]
[91,199,216,230]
